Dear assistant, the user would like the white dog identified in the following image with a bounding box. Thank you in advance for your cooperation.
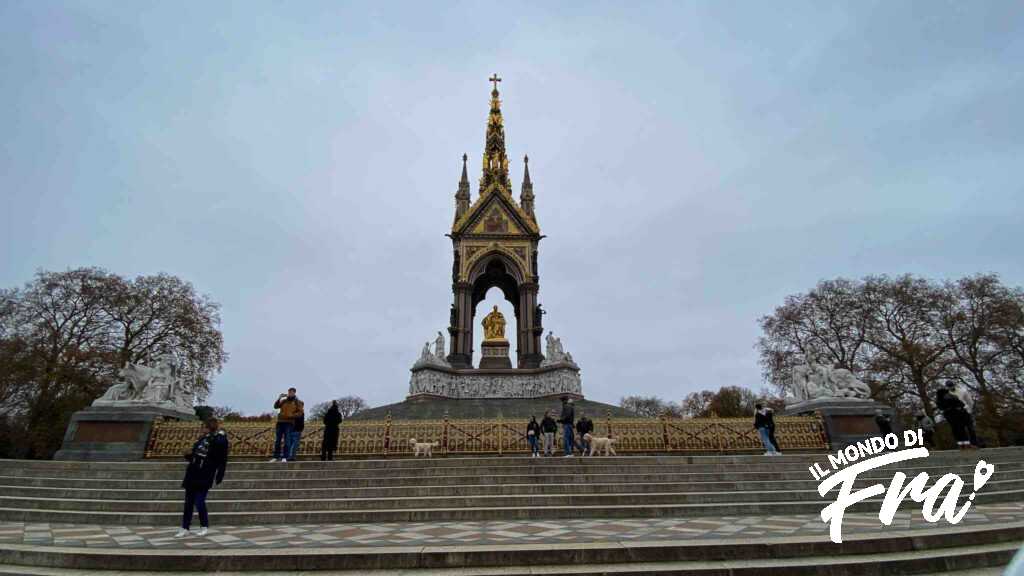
[583,433,617,456]
[409,438,439,457]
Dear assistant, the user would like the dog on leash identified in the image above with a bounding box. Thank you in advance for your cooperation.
[583,433,617,456]
[409,438,439,457]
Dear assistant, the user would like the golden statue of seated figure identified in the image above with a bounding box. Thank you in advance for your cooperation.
[482,305,507,342]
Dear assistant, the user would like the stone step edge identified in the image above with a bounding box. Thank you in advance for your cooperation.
[15,448,1024,470]
[3,486,1023,507]
[6,476,1022,498]
[0,543,1017,576]
[1,490,1020,521]
[6,460,1019,482]
[0,522,1020,572]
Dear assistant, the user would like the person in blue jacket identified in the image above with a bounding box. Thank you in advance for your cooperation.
[175,417,230,538]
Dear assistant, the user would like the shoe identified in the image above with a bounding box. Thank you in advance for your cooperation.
[174,529,189,538]
[280,458,287,463]
[763,451,772,456]
[268,458,278,462]
[195,527,208,537]
[563,454,573,458]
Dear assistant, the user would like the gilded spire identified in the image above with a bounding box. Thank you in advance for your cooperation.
[455,153,470,220]
[479,74,511,195]
[520,154,535,218]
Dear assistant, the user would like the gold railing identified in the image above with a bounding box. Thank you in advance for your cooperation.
[145,413,828,458]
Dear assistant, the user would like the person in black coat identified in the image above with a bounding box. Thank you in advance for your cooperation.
[765,408,781,454]
[558,397,576,457]
[754,404,778,456]
[575,413,594,455]
[321,401,342,461]
[874,410,894,435]
[540,411,557,456]
[526,416,541,458]
[176,418,229,538]
[937,388,973,449]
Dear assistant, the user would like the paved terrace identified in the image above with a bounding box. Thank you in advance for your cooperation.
[1,503,1023,549]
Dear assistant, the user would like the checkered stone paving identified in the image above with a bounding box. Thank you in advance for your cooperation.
[1,502,1022,550]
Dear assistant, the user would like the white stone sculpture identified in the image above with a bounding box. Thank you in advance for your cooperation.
[541,331,577,367]
[788,358,871,403]
[434,331,446,360]
[92,354,194,415]
[412,333,451,369]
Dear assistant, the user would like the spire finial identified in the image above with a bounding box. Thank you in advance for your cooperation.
[480,75,510,195]
[454,153,471,221]
[520,153,535,218]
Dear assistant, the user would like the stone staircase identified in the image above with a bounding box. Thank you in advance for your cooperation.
[0,447,1022,574]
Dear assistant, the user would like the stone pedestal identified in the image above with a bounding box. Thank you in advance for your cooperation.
[55,406,195,461]
[781,398,899,450]
[479,339,512,369]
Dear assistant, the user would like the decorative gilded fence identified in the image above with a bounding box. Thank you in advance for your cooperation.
[145,412,828,459]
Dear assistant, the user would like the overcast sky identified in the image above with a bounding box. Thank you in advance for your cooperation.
[2,2,1022,414]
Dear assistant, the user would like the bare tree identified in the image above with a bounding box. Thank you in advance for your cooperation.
[0,268,227,458]
[309,395,369,420]
[619,395,680,418]
[935,275,1020,442]
[861,275,951,415]
[758,278,873,398]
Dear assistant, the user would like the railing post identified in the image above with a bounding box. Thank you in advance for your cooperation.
[660,412,669,452]
[443,411,449,455]
[384,411,392,458]
[497,414,503,456]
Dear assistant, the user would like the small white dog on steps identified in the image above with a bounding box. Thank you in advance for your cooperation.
[409,438,439,457]
[583,433,617,456]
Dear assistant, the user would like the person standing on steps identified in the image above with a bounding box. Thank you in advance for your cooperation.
[176,417,229,538]
[874,409,893,435]
[271,387,302,462]
[754,403,778,456]
[288,406,305,461]
[765,407,781,454]
[558,397,575,457]
[946,381,979,447]
[575,411,594,456]
[936,388,973,449]
[540,411,557,456]
[526,415,541,458]
[916,411,935,447]
[321,400,342,461]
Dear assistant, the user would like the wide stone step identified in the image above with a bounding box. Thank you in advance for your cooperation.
[2,488,1020,525]
[4,458,1018,485]
[17,448,1024,476]
[0,522,1019,573]
[5,474,1021,501]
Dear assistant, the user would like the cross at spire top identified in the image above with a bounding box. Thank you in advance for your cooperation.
[489,73,502,93]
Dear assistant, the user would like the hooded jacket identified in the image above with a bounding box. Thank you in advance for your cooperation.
[182,430,229,491]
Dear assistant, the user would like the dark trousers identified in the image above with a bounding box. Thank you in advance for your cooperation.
[946,411,970,443]
[182,488,209,529]
[923,429,935,447]
[965,414,979,446]
[320,442,336,461]
[273,422,292,459]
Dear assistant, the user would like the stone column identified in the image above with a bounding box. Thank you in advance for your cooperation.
[518,282,543,368]
[447,283,474,368]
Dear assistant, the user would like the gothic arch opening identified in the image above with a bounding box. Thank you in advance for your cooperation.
[473,288,517,366]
